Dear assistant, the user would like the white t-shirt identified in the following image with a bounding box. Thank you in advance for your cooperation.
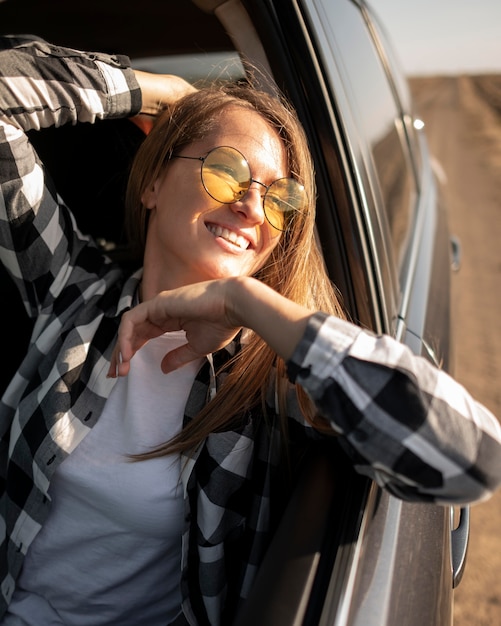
[4,332,203,626]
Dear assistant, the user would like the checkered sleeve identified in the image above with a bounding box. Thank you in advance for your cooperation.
[288,312,501,505]
[0,35,141,131]
[0,35,141,313]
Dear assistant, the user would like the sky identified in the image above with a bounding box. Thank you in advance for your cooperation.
[369,0,501,76]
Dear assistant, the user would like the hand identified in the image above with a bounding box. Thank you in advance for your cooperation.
[133,70,197,116]
[107,277,313,378]
[108,280,242,378]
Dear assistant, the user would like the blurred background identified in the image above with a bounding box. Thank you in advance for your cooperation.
[371,2,501,624]
[373,0,501,76]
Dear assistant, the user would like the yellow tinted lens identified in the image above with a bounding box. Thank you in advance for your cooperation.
[202,147,251,203]
[264,178,307,230]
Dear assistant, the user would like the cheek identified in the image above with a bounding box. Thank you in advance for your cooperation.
[254,231,282,273]
[258,224,282,252]
[151,175,206,225]
[146,165,204,209]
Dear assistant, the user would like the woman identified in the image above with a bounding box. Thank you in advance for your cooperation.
[0,35,500,626]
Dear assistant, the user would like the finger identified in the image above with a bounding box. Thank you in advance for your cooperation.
[107,345,132,378]
[116,350,132,377]
[107,313,147,378]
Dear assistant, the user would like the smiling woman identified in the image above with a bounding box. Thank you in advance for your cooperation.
[0,35,341,626]
[1,23,501,626]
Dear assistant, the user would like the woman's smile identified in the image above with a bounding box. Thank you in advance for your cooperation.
[205,222,254,252]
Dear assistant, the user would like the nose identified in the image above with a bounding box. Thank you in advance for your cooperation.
[230,182,266,225]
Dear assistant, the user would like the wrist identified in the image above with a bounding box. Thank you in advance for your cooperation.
[133,70,197,115]
[224,277,313,362]
[223,276,255,328]
[134,70,162,115]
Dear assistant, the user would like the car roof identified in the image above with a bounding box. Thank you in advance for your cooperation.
[0,0,233,59]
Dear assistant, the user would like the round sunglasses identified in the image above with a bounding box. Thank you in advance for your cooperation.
[171,145,306,231]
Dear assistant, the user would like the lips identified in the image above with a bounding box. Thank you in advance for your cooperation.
[206,223,252,250]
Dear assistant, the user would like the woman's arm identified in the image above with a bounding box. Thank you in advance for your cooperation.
[0,36,142,132]
[109,276,501,505]
[109,276,313,376]
[0,35,193,313]
[0,36,143,313]
[133,70,196,115]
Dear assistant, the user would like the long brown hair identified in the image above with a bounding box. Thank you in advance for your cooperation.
[125,83,345,458]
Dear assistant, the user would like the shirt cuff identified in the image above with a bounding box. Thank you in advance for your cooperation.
[287,312,361,386]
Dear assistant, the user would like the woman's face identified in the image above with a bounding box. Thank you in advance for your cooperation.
[141,106,288,293]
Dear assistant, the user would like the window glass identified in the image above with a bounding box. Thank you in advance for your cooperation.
[132,52,244,85]
[367,6,423,178]
[316,0,417,269]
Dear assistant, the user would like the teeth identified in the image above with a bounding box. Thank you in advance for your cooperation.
[207,224,249,250]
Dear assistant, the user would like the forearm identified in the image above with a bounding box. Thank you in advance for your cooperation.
[290,312,501,504]
[110,276,501,503]
[0,36,141,132]
[133,70,196,115]
[238,284,501,504]
[227,277,314,362]
[110,276,315,377]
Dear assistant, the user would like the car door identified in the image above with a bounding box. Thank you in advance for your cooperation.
[220,0,461,624]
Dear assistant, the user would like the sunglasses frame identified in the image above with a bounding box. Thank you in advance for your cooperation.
[171,145,306,231]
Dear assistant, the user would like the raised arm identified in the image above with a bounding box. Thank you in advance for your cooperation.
[133,70,196,116]
[0,35,194,313]
[0,35,142,132]
[109,276,501,505]
[0,35,194,131]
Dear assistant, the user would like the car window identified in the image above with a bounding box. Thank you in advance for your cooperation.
[132,52,245,85]
[364,4,424,181]
[315,0,417,272]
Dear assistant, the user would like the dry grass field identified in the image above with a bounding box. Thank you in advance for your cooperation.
[409,74,501,625]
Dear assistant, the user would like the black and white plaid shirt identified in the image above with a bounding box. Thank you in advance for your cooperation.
[1,36,500,626]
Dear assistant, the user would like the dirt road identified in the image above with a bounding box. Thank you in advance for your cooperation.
[410,75,501,626]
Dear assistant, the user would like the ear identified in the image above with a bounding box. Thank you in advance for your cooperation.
[141,180,159,209]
